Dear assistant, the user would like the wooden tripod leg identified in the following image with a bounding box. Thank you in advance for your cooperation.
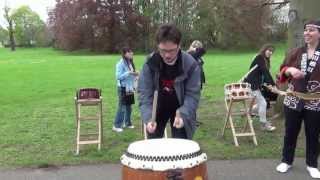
[98,101,102,150]
[76,103,81,155]
[222,99,230,136]
[229,106,239,146]
[225,99,239,146]
[241,100,249,133]
[248,97,256,117]
[244,98,258,146]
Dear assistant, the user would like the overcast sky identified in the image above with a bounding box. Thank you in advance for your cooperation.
[0,0,56,27]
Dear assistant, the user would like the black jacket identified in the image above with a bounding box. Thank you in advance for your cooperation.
[245,54,275,90]
[189,48,206,87]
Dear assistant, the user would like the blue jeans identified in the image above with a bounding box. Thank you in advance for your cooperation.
[114,87,132,128]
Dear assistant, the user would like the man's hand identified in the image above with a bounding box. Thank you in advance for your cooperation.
[286,67,304,79]
[146,121,157,133]
[173,110,184,129]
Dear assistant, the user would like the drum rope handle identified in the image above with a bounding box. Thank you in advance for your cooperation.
[263,84,320,100]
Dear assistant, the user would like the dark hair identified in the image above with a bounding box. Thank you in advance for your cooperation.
[121,47,132,58]
[258,44,275,58]
[258,44,274,69]
[155,24,181,45]
[121,47,135,71]
[304,19,320,31]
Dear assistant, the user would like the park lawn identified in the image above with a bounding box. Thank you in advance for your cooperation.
[0,45,306,168]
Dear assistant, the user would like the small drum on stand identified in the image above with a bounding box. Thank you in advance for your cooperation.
[222,82,258,146]
[224,83,253,101]
[77,88,101,100]
[76,88,102,106]
[74,88,103,155]
[121,138,208,180]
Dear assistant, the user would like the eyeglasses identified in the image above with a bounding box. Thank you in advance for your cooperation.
[158,47,179,54]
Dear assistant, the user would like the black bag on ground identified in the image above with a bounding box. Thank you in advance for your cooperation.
[120,87,135,105]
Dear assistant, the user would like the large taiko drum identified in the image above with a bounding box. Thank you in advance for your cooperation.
[121,138,208,180]
[224,83,253,100]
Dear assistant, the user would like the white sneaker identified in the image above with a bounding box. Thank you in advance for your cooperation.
[112,126,123,132]
[307,166,320,179]
[123,125,135,129]
[261,122,276,132]
[127,125,135,129]
[276,163,292,173]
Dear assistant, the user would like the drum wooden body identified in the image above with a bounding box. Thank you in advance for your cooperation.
[122,163,207,180]
[121,139,208,180]
[224,83,253,100]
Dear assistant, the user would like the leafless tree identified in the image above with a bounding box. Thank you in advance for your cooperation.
[3,6,15,51]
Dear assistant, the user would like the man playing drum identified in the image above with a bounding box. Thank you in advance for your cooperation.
[138,24,201,139]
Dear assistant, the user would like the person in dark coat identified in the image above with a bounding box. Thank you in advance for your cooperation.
[187,40,206,127]
[188,40,206,89]
[245,44,276,131]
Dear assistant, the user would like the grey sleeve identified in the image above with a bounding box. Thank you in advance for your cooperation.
[137,63,154,124]
[178,64,201,123]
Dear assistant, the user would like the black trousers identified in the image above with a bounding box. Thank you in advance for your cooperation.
[147,107,187,139]
[282,106,320,167]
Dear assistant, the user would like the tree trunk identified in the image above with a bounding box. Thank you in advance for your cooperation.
[4,7,16,51]
[8,20,15,51]
[288,0,320,49]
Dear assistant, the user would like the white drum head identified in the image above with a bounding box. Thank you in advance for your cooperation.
[121,138,207,171]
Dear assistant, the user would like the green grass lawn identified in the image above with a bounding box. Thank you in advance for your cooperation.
[0,44,306,168]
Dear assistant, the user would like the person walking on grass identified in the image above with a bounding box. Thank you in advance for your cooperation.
[187,40,206,90]
[244,44,276,132]
[187,40,206,127]
[113,47,139,133]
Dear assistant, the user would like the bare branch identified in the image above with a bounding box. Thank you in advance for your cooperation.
[260,0,290,10]
[262,0,290,6]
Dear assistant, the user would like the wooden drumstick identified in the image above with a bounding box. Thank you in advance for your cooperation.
[151,90,158,123]
[238,64,258,82]
[144,90,158,139]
